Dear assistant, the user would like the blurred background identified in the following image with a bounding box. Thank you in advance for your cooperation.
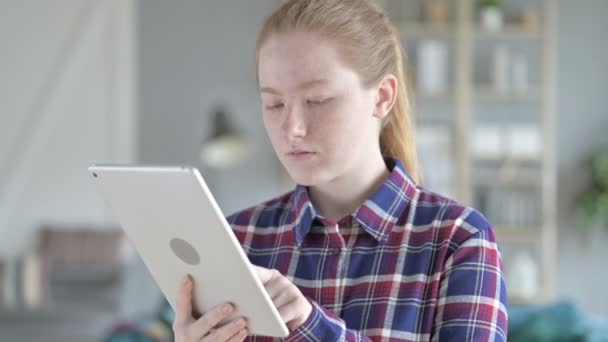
[1,0,607,341]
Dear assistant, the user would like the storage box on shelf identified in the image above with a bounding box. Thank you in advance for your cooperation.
[1,224,125,315]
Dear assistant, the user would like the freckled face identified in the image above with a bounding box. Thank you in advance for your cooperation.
[258,31,379,186]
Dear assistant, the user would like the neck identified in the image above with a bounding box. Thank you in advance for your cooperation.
[308,153,390,224]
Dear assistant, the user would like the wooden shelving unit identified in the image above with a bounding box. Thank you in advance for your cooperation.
[377,0,557,305]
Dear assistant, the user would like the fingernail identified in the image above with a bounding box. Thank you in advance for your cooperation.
[223,303,234,313]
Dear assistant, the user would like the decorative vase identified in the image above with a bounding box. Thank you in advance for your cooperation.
[481,6,504,32]
[417,39,448,96]
[491,45,510,93]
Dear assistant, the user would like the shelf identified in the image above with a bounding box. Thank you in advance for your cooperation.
[398,23,540,40]
[473,156,543,166]
[508,293,549,306]
[399,22,456,39]
[474,24,541,40]
[413,90,453,102]
[474,173,541,188]
[377,0,557,302]
[493,226,540,243]
[474,84,541,101]
[415,116,454,126]
[0,303,116,319]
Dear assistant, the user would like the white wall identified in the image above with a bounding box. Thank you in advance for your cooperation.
[137,0,286,216]
[0,0,136,258]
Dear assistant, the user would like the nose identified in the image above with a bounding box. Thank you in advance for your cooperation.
[281,105,307,139]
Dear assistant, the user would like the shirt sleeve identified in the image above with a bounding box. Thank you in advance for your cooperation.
[431,223,509,341]
[283,298,372,342]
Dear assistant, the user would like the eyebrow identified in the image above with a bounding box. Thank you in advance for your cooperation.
[259,79,329,95]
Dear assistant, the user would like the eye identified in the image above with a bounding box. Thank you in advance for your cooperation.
[306,97,332,106]
[266,103,284,111]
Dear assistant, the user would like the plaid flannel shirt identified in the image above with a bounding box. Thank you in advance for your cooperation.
[227,157,508,341]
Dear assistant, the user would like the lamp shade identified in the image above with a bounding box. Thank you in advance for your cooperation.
[200,106,251,168]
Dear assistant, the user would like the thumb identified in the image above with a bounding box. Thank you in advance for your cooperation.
[253,265,275,284]
[174,274,193,326]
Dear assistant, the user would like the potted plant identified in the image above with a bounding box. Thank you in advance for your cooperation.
[479,0,504,32]
[575,149,608,238]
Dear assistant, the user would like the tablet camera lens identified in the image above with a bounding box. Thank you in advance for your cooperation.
[169,237,201,265]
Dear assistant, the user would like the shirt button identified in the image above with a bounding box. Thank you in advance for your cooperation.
[333,247,342,256]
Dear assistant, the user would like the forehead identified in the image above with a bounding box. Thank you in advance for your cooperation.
[258,31,359,92]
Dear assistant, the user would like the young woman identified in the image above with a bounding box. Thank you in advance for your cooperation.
[173,0,508,341]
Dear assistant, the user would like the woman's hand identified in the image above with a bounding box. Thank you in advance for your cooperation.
[253,265,313,332]
[172,275,249,342]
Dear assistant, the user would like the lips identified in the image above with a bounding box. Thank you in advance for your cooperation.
[286,149,317,159]
[288,150,313,154]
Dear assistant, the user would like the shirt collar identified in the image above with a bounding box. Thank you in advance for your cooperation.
[290,156,418,247]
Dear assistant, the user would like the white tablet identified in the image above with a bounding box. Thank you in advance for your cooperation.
[88,164,289,338]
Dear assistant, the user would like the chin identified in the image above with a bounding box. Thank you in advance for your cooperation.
[287,171,316,186]
[283,165,323,187]
[279,153,336,187]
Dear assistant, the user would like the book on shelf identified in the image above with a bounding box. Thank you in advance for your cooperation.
[416,124,455,199]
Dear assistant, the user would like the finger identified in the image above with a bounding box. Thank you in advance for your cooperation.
[190,302,236,339]
[225,328,249,342]
[277,298,299,325]
[203,317,248,342]
[272,285,295,309]
[174,274,193,327]
[253,265,276,284]
[264,273,289,300]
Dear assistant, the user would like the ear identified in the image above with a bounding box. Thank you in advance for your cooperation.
[372,74,398,120]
